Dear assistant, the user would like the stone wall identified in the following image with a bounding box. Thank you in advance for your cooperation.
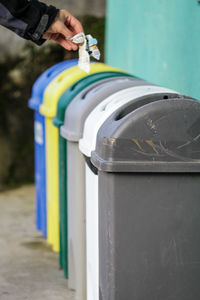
[0,0,105,58]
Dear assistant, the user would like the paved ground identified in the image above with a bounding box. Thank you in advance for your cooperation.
[0,185,75,300]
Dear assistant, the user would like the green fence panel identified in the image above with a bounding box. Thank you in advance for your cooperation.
[106,0,200,99]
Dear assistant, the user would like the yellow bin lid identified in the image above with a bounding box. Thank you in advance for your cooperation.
[39,63,123,117]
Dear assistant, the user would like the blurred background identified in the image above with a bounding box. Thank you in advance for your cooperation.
[0,0,200,190]
[0,0,106,190]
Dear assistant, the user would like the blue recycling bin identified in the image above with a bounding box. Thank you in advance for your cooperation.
[28,59,78,237]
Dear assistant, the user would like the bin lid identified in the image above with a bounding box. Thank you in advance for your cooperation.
[53,71,130,129]
[79,85,179,157]
[60,77,154,141]
[91,98,200,173]
[39,63,123,117]
[28,59,77,111]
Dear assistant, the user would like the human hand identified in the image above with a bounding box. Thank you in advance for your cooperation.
[43,9,84,51]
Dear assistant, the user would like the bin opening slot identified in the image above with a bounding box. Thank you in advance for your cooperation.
[47,69,58,78]
[115,94,175,121]
[81,77,136,100]
[81,81,112,100]
[69,77,88,91]
[81,84,104,100]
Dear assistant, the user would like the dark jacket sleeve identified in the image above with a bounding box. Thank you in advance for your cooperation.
[0,0,59,45]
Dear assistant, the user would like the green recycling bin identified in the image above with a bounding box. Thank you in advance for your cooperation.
[52,71,130,283]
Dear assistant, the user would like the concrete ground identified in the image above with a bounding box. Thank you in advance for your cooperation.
[0,185,75,300]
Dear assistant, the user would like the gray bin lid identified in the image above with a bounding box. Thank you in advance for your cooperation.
[60,76,153,142]
[91,97,200,173]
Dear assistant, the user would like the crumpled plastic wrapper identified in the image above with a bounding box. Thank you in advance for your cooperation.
[67,32,100,73]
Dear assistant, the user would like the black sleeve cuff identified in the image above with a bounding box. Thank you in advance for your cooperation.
[25,2,59,46]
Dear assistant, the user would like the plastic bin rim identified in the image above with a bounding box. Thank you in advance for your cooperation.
[91,151,200,173]
[39,64,124,117]
[53,72,132,128]
[28,96,41,111]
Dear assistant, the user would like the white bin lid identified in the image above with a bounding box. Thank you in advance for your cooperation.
[79,85,178,157]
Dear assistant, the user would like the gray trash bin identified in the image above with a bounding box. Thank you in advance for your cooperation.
[60,76,149,300]
[91,97,200,300]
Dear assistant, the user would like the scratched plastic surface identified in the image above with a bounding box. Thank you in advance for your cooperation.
[92,96,200,300]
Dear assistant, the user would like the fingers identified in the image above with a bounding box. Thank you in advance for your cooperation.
[56,18,83,50]
[65,15,84,35]
[68,15,84,34]
[42,32,51,40]
[43,30,78,51]
[67,40,78,51]
[57,10,83,36]
[43,9,84,51]
[58,40,78,51]
[54,34,78,51]
[56,20,74,38]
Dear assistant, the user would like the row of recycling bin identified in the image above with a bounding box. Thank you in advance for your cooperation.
[28,59,200,300]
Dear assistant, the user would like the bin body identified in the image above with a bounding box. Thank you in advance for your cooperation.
[33,112,45,233]
[79,85,179,300]
[59,75,141,299]
[39,63,121,252]
[53,72,127,279]
[91,98,200,300]
[28,59,77,237]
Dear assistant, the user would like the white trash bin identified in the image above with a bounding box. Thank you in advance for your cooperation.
[79,85,180,300]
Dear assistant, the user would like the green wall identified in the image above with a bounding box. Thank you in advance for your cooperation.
[106,0,200,99]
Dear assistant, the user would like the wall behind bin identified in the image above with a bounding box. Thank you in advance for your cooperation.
[105,0,200,99]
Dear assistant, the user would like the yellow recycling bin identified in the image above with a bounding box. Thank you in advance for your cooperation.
[39,63,122,252]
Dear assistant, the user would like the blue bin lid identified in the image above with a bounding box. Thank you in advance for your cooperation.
[28,59,78,112]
